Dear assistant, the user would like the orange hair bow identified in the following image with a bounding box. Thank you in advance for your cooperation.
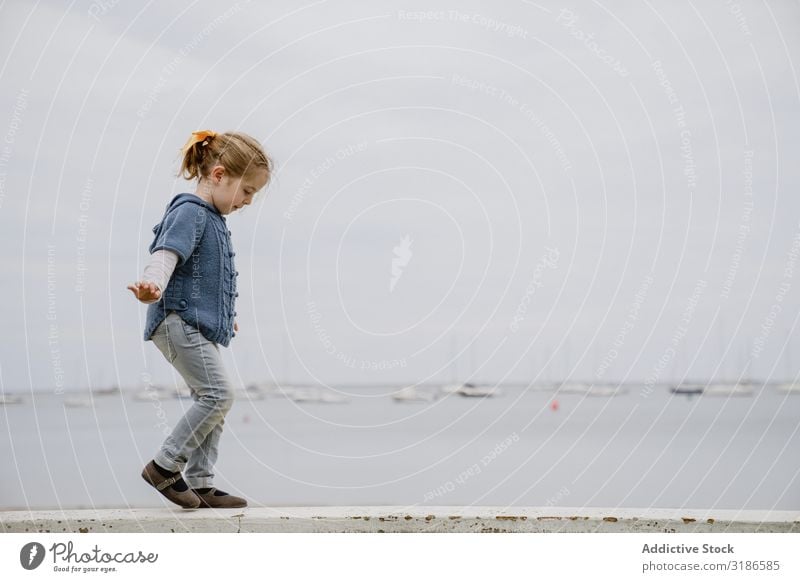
[180,130,217,156]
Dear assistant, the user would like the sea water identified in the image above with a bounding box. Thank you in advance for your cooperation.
[0,385,797,510]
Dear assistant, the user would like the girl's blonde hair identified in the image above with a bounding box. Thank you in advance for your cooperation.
[179,130,273,185]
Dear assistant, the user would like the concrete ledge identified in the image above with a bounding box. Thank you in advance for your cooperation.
[2,507,798,533]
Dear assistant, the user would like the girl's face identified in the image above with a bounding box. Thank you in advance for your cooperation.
[202,165,270,215]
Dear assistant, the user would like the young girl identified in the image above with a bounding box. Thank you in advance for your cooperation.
[128,130,272,509]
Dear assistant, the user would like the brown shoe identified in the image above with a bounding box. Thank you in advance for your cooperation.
[141,461,201,509]
[192,487,247,509]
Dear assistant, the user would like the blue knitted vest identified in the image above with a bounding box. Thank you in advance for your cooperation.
[142,194,238,346]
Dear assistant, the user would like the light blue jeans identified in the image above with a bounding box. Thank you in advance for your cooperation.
[150,311,234,488]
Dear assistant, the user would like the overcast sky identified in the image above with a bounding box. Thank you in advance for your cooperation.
[1,0,799,392]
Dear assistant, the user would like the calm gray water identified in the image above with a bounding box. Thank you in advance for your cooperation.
[1,385,798,511]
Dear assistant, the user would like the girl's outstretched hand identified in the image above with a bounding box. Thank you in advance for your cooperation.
[234,320,239,332]
[127,281,161,303]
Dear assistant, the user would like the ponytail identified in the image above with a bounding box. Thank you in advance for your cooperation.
[178,130,272,184]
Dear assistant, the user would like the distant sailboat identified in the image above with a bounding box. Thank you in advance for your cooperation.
[704,383,754,397]
[392,386,438,402]
[441,333,496,397]
[90,367,120,396]
[239,384,266,400]
[558,382,592,395]
[171,385,193,400]
[63,395,92,408]
[558,383,626,397]
[670,383,704,395]
[440,383,463,395]
[777,382,800,394]
[589,384,627,397]
[0,394,23,405]
[134,384,192,400]
[456,383,501,397]
[439,382,501,397]
[288,387,350,404]
[131,385,171,402]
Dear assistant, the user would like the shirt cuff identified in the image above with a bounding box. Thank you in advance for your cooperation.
[141,249,179,302]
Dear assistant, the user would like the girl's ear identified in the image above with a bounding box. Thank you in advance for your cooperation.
[210,164,226,183]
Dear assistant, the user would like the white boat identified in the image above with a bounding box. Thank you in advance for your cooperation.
[134,385,192,400]
[456,383,501,398]
[171,386,193,400]
[288,387,350,404]
[246,382,283,397]
[0,394,23,405]
[238,385,266,400]
[318,393,351,404]
[557,382,593,395]
[777,383,800,394]
[439,382,501,398]
[527,383,557,392]
[392,386,438,402]
[264,385,303,398]
[131,386,171,402]
[587,385,627,397]
[703,383,754,397]
[440,383,464,395]
[63,396,92,408]
[558,383,626,396]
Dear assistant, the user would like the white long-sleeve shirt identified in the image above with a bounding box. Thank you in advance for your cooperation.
[140,249,179,304]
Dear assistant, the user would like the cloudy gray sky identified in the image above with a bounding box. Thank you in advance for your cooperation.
[1,0,799,392]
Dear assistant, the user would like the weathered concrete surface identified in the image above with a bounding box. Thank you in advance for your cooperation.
[2,507,797,533]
